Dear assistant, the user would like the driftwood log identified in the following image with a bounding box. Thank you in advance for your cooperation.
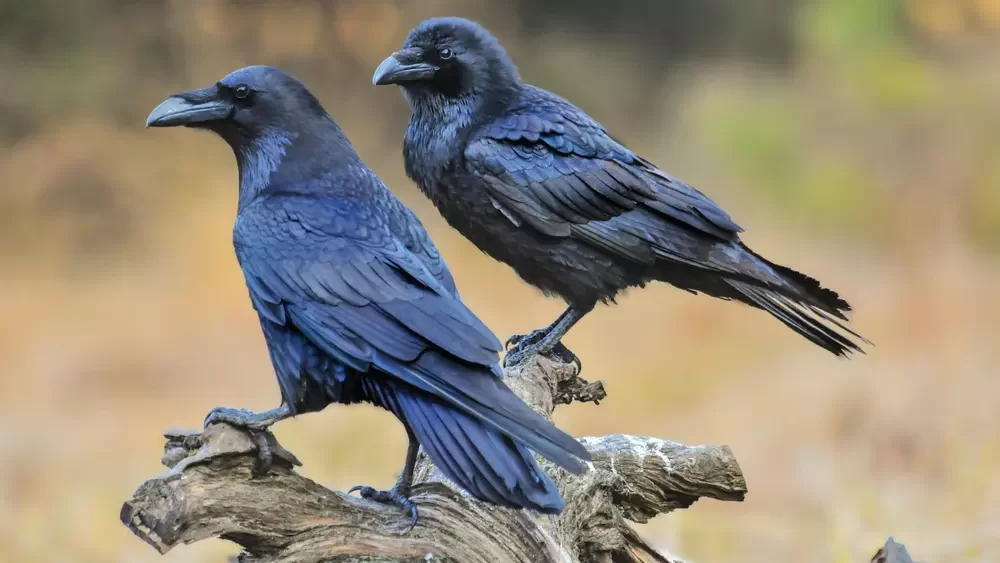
[121,357,748,562]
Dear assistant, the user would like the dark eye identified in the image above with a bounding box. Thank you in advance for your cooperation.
[234,84,250,99]
[439,47,454,60]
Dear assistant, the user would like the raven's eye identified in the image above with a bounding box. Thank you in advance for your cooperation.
[439,47,454,60]
[234,84,251,99]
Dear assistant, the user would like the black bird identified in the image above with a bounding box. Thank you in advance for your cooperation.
[373,18,868,369]
[145,66,590,526]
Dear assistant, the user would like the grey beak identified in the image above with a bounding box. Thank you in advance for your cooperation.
[146,95,232,128]
[372,52,438,86]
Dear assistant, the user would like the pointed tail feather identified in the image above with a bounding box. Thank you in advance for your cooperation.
[726,279,869,356]
[390,384,566,512]
[390,350,591,475]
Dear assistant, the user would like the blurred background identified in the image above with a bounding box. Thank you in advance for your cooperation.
[1,0,998,561]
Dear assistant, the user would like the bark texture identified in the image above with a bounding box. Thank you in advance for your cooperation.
[121,357,748,562]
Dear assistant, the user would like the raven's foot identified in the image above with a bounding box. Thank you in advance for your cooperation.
[505,328,548,351]
[203,405,293,476]
[347,485,419,530]
[504,336,582,373]
[204,407,288,431]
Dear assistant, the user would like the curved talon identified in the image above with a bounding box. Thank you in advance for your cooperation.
[502,348,526,369]
[348,484,419,530]
[346,485,373,497]
[203,406,270,431]
[504,332,527,351]
[202,405,293,476]
[401,499,418,531]
[546,342,582,373]
[503,340,583,372]
[204,406,255,429]
[251,432,275,476]
[505,328,547,351]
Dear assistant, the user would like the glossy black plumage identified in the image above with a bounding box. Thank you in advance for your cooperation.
[376,18,867,360]
[147,66,589,517]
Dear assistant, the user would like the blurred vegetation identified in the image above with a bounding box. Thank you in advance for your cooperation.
[1,0,998,270]
[0,1,998,562]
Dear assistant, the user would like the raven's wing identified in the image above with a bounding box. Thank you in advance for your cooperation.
[464,85,742,243]
[235,193,588,472]
[383,193,460,298]
[236,194,491,363]
[464,88,867,356]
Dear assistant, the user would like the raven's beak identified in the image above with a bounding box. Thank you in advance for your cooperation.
[373,49,437,86]
[146,88,232,128]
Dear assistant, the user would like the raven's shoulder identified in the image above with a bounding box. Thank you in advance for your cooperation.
[238,176,459,297]
[235,189,391,258]
[376,188,460,298]
[233,190,501,368]
[475,85,633,162]
[464,84,743,240]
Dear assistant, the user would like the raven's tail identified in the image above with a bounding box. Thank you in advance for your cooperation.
[368,380,567,513]
[725,250,870,356]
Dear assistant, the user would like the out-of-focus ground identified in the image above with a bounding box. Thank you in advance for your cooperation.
[0,1,998,562]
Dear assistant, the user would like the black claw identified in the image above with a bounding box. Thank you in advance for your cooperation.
[204,406,271,431]
[503,339,583,373]
[347,485,372,497]
[204,406,244,428]
[251,432,275,477]
[203,406,288,476]
[543,342,582,373]
[502,348,527,368]
[348,485,419,530]
[505,328,547,351]
[402,499,418,531]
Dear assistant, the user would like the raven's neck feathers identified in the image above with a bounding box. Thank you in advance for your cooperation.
[236,129,295,211]
[234,115,360,212]
[404,42,522,143]
[403,77,520,184]
[408,69,519,126]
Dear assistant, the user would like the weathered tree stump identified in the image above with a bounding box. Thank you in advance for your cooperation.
[121,357,748,562]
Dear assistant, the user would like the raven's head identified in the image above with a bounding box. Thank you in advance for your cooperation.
[373,17,520,107]
[147,66,330,149]
[148,66,355,208]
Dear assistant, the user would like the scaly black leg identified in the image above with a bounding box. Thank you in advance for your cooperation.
[348,429,420,530]
[505,306,583,359]
[204,403,293,475]
[504,304,593,371]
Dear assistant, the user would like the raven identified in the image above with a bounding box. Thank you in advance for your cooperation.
[374,18,869,369]
[146,66,590,525]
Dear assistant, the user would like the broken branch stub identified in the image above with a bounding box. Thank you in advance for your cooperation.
[121,357,747,563]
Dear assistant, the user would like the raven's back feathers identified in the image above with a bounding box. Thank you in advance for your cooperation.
[454,84,867,355]
[237,185,588,512]
[466,86,741,242]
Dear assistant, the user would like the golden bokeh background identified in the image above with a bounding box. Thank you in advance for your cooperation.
[1,0,998,561]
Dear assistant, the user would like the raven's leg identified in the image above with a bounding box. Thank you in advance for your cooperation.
[204,403,293,475]
[348,429,420,530]
[504,310,569,350]
[504,304,593,370]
